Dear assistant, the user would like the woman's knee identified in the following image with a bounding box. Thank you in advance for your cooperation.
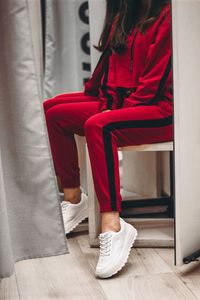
[84,113,105,134]
[42,98,55,114]
[44,105,60,124]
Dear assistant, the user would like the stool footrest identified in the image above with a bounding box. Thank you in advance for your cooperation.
[121,197,172,208]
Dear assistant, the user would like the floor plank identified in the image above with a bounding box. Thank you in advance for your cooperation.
[183,275,200,300]
[156,248,200,299]
[0,273,20,300]
[95,273,198,300]
[14,236,106,300]
[1,231,199,300]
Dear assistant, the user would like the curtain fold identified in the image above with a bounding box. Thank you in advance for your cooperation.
[43,0,91,98]
[0,0,69,279]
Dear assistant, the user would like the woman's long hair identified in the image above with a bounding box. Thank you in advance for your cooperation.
[95,0,170,53]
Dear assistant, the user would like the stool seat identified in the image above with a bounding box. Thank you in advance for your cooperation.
[118,141,173,152]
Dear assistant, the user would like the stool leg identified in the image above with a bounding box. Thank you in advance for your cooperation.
[167,151,174,218]
[85,143,101,246]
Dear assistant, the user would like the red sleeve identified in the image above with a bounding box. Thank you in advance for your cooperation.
[123,7,172,108]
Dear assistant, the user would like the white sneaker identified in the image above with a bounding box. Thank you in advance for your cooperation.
[95,217,138,278]
[61,191,88,234]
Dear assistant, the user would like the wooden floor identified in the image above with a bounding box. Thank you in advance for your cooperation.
[1,225,200,300]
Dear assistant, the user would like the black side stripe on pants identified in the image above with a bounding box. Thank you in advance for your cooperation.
[102,115,173,211]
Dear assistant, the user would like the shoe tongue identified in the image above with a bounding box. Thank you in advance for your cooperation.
[100,231,114,237]
[61,200,70,205]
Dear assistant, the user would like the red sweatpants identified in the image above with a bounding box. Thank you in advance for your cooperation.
[43,92,173,213]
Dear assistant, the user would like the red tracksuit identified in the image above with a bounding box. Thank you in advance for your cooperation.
[43,3,173,213]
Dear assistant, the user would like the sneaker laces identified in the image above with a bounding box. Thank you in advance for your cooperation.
[98,233,112,256]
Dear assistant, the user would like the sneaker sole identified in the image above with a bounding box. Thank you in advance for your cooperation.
[95,225,138,278]
[64,206,88,234]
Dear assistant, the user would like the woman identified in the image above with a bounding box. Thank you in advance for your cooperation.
[43,0,173,278]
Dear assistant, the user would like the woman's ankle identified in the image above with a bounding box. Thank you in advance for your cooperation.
[101,212,121,233]
[63,186,81,204]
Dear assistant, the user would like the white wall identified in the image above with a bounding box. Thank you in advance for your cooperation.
[172,0,200,265]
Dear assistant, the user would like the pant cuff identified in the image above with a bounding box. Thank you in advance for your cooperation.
[99,205,122,213]
[60,178,80,188]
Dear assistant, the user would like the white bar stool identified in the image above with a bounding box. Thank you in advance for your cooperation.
[85,141,174,248]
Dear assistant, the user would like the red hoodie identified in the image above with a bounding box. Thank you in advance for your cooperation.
[84,3,172,114]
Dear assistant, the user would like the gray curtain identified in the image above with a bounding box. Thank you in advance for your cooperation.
[43,0,91,98]
[0,0,69,279]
